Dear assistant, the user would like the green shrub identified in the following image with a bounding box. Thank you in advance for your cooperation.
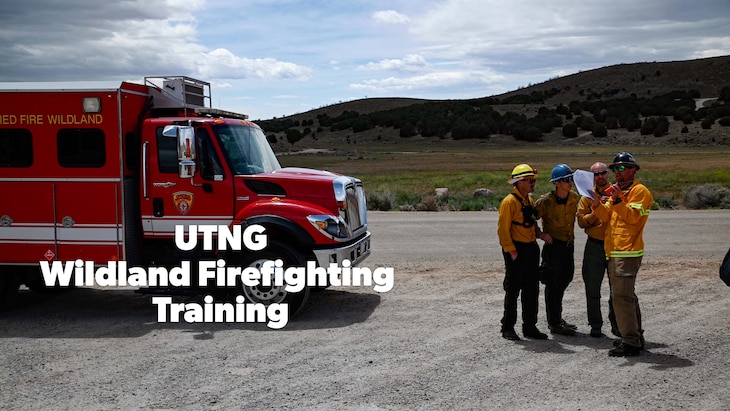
[719,86,730,102]
[673,106,694,121]
[562,123,578,138]
[626,117,642,132]
[605,116,620,129]
[400,122,417,137]
[285,128,303,145]
[437,193,495,211]
[395,192,422,209]
[454,197,495,211]
[569,101,583,115]
[367,190,394,211]
[640,118,656,135]
[654,195,677,209]
[556,103,570,116]
[592,123,608,138]
[579,116,596,131]
[513,126,543,142]
[416,195,440,211]
[653,119,669,137]
[352,117,374,133]
[683,184,730,209]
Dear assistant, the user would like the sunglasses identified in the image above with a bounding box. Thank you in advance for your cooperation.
[593,170,608,176]
[557,176,573,183]
[612,165,633,172]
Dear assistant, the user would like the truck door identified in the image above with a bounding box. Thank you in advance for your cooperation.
[142,125,234,239]
[53,127,124,262]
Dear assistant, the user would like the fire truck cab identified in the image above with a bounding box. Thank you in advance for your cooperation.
[0,76,370,313]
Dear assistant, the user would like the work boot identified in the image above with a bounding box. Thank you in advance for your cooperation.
[522,326,548,340]
[501,328,521,341]
[549,323,576,336]
[608,342,641,357]
[560,319,578,330]
[613,338,645,350]
[590,327,603,338]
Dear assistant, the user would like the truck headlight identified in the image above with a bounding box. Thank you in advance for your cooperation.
[307,215,351,241]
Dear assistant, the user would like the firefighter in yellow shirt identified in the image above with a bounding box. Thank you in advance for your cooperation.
[534,164,581,336]
[591,152,653,357]
[576,162,618,338]
[497,164,548,341]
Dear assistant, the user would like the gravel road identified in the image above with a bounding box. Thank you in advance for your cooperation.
[1,210,729,410]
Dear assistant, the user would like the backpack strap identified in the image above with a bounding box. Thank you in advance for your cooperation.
[511,192,536,228]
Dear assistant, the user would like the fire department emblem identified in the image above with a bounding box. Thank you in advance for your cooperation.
[173,191,194,215]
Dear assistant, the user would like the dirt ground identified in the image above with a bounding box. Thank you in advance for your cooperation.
[1,210,729,410]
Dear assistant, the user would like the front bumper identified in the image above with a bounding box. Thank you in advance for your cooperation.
[312,231,371,266]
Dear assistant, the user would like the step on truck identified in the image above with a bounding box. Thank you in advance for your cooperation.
[0,76,371,314]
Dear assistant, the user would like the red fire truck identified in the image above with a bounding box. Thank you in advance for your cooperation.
[0,76,370,313]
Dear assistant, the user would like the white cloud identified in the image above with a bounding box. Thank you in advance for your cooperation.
[350,70,504,93]
[690,37,730,59]
[1,0,729,120]
[409,0,730,70]
[0,0,310,83]
[373,10,410,24]
[197,49,312,80]
[358,54,428,72]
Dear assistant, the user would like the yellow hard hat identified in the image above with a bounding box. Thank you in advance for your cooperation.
[509,163,537,184]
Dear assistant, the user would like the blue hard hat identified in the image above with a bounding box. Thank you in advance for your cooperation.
[550,163,573,182]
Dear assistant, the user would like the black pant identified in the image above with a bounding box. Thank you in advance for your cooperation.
[541,240,574,326]
[501,241,540,331]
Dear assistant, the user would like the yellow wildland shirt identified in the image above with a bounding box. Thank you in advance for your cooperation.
[534,190,580,242]
[577,183,611,241]
[592,179,653,258]
[498,188,537,253]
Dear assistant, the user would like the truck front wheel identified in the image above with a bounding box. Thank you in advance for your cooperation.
[0,270,20,308]
[0,274,8,307]
[235,241,310,316]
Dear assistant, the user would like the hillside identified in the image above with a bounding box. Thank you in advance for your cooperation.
[259,56,730,150]
[497,56,730,105]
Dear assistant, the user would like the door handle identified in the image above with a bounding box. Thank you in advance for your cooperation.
[153,198,164,217]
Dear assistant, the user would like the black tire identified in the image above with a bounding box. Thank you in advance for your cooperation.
[234,241,310,316]
[24,267,70,294]
[0,275,8,307]
[0,271,20,308]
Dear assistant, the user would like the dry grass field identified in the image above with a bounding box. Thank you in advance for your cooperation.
[278,143,730,209]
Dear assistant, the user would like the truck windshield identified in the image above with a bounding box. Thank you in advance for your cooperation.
[212,123,281,175]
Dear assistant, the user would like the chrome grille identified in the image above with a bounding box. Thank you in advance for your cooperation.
[334,176,368,239]
[346,182,367,233]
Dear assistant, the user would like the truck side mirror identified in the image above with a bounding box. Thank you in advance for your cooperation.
[162,125,197,178]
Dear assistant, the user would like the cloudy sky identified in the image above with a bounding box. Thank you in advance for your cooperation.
[1,0,728,120]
